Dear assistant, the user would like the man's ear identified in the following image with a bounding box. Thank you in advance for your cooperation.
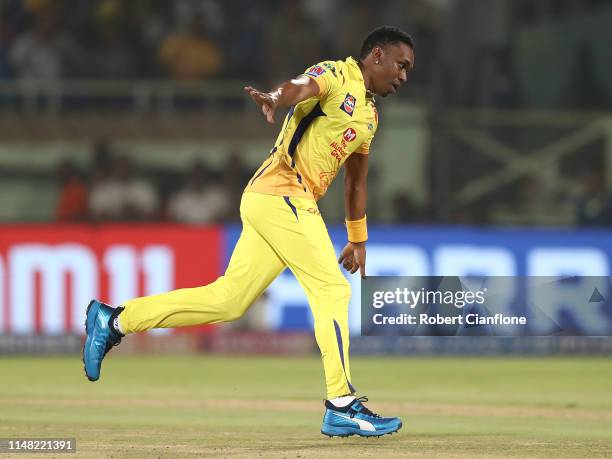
[372,46,384,64]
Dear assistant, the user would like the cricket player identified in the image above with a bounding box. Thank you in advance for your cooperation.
[83,26,414,438]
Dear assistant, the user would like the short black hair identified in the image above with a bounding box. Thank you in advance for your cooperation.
[360,26,414,59]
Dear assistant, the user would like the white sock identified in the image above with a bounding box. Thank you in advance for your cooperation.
[329,395,356,407]
[113,316,125,335]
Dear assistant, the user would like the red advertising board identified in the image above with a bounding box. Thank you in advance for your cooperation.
[0,225,223,334]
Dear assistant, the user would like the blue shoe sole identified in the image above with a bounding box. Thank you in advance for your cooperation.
[82,300,99,382]
[321,421,402,438]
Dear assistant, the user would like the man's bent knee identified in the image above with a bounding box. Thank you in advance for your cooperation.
[220,308,246,322]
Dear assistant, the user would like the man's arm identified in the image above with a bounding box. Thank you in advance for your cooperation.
[344,153,368,221]
[244,76,320,124]
[338,153,369,278]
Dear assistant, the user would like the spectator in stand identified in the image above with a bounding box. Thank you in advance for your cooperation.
[89,154,159,221]
[9,5,81,80]
[167,161,229,224]
[55,159,88,221]
[158,12,222,80]
[88,1,159,79]
[128,1,172,78]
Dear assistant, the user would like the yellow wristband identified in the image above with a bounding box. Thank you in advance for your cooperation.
[345,215,368,243]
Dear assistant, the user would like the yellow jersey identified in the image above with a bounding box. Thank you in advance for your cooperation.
[246,56,378,201]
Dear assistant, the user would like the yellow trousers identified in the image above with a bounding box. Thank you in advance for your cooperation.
[121,191,355,398]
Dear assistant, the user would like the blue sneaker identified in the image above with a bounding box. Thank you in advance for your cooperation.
[321,396,402,437]
[82,300,123,381]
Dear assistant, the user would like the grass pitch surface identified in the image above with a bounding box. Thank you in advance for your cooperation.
[1,355,611,458]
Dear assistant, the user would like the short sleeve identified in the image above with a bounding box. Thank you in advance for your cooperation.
[355,105,378,155]
[302,61,341,100]
[355,135,373,155]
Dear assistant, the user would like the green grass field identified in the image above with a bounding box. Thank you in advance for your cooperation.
[1,355,611,458]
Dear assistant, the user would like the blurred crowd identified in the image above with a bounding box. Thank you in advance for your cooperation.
[55,140,250,224]
[2,0,612,227]
[1,0,611,107]
[55,140,435,226]
[54,139,612,227]
[0,0,439,86]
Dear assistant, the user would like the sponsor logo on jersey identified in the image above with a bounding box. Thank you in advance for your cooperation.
[306,65,325,77]
[343,128,357,142]
[330,140,348,163]
[340,93,356,116]
[368,123,374,131]
[322,62,337,75]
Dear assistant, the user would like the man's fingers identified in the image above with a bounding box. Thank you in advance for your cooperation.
[340,257,363,275]
[359,262,366,279]
[341,254,357,273]
[245,87,258,98]
[250,92,263,107]
[248,89,267,106]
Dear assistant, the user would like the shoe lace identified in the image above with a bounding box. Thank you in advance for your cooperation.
[103,306,124,358]
[351,396,381,418]
[102,335,121,358]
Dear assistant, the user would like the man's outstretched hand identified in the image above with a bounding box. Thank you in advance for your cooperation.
[244,86,278,124]
[338,241,367,278]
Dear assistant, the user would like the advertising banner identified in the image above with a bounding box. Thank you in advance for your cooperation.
[2,224,612,336]
[0,225,223,334]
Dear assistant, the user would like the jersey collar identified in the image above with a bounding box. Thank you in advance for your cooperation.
[346,56,375,102]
